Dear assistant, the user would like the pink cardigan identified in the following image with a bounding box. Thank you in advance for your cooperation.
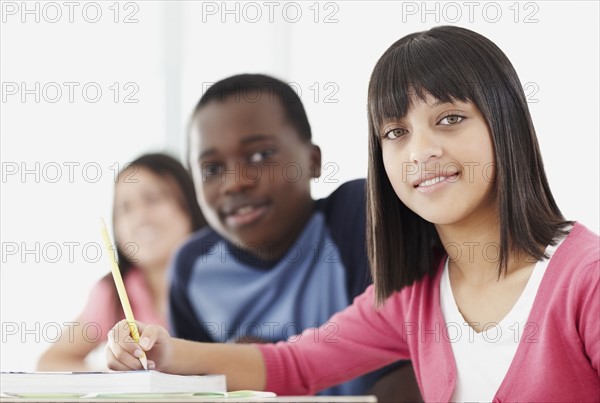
[79,268,167,341]
[258,222,600,402]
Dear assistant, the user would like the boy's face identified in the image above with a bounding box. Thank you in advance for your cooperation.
[189,95,321,257]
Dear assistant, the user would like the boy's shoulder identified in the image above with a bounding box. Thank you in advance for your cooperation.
[315,178,366,216]
[171,226,223,276]
[318,178,366,202]
[315,179,371,295]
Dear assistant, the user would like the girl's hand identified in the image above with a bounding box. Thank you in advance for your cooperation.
[106,320,173,371]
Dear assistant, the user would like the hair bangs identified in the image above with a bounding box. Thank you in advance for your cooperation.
[367,26,572,303]
[368,32,491,137]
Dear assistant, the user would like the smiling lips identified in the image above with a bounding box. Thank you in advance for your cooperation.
[222,203,269,228]
[134,226,160,243]
[412,172,460,193]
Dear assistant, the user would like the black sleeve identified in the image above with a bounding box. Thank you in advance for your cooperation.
[316,179,372,299]
[317,180,413,383]
[168,228,217,342]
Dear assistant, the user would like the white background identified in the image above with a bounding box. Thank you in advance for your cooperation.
[1,1,598,371]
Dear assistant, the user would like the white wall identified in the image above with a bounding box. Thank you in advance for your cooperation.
[1,0,598,371]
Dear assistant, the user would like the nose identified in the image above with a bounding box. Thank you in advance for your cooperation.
[409,127,443,165]
[126,200,153,228]
[219,161,257,195]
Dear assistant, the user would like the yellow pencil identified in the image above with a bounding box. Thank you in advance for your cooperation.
[99,218,148,370]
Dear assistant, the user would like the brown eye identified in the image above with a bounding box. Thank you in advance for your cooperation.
[249,149,276,163]
[439,115,464,125]
[384,128,408,140]
[202,163,222,178]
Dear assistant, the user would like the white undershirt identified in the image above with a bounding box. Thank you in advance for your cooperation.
[440,237,566,402]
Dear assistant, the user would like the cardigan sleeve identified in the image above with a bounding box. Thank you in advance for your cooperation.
[577,258,600,377]
[78,278,117,342]
[256,285,410,395]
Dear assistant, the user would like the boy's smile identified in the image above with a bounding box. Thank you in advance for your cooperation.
[220,197,270,229]
[189,94,321,260]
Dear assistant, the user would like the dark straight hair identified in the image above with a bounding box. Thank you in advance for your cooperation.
[366,26,572,304]
[106,153,205,317]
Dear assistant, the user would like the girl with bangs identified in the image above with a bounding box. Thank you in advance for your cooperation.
[106,26,599,402]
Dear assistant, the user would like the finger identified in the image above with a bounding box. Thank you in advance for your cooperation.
[134,320,148,332]
[108,321,139,352]
[105,343,141,371]
[111,320,149,354]
[126,320,148,340]
[107,338,146,370]
[107,324,146,370]
[136,325,162,352]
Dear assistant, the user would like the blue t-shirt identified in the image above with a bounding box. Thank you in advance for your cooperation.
[169,179,397,395]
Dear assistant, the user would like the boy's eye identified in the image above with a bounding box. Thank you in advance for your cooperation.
[202,163,222,177]
[383,128,408,140]
[439,114,465,125]
[249,149,275,163]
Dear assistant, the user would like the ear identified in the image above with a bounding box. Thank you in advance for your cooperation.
[308,144,322,179]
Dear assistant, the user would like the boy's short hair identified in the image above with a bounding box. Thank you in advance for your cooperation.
[192,74,312,142]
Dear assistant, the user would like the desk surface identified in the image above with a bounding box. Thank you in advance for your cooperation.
[0,397,376,403]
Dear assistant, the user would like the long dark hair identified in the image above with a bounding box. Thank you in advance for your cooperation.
[366,26,572,304]
[106,153,205,316]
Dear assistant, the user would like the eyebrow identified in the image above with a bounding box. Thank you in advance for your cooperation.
[431,99,457,107]
[198,134,276,160]
[382,99,462,126]
[240,134,276,145]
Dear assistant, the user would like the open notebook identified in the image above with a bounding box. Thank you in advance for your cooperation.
[0,371,226,395]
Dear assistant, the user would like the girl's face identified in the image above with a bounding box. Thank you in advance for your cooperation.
[380,93,497,227]
[113,167,192,272]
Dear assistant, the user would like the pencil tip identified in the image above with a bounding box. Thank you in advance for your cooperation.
[139,356,149,371]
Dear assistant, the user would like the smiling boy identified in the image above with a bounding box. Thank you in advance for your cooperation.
[189,79,319,262]
[168,74,420,399]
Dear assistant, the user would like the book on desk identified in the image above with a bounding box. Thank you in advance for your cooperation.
[0,370,226,395]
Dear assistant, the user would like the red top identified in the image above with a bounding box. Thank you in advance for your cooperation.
[258,222,600,402]
[79,267,168,342]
